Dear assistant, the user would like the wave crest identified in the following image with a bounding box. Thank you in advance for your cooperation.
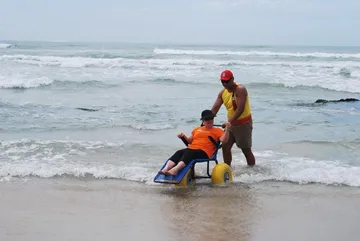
[154,48,360,60]
[1,142,360,187]
[233,151,360,187]
[0,43,13,49]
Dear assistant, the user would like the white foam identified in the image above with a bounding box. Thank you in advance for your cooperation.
[0,175,12,182]
[0,139,121,149]
[232,151,360,187]
[1,52,360,92]
[0,162,152,182]
[0,75,53,88]
[1,54,123,68]
[1,143,360,187]
[322,107,360,116]
[127,123,175,130]
[0,43,12,49]
[277,75,360,93]
[3,54,359,69]
[154,48,360,59]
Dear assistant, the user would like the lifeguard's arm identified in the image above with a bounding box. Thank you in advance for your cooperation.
[210,90,224,115]
[228,86,247,124]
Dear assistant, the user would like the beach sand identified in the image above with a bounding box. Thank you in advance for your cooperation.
[1,178,360,241]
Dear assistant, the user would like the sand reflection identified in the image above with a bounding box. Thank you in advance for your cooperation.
[159,183,256,241]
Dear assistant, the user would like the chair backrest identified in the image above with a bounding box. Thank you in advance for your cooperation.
[207,136,222,149]
[208,136,222,159]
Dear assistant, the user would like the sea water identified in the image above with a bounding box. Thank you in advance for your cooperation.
[1,41,359,186]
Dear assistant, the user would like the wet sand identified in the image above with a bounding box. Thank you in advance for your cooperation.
[1,178,360,241]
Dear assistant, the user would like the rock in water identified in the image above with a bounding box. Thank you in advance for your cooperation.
[76,107,99,112]
[315,98,359,104]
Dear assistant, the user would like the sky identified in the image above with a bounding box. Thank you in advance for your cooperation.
[0,0,359,46]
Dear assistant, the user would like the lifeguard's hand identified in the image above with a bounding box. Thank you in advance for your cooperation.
[177,133,186,138]
[223,121,232,129]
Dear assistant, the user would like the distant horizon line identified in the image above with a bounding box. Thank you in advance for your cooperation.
[1,39,359,48]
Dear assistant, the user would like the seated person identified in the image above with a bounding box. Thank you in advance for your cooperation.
[159,109,231,176]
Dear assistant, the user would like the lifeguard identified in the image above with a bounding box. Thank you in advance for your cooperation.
[211,70,256,167]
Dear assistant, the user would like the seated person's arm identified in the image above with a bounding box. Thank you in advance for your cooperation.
[178,133,194,144]
[219,122,231,143]
[186,135,194,144]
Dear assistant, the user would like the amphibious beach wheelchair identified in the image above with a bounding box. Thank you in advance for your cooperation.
[153,135,233,188]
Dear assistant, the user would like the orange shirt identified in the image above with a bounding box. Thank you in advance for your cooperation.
[188,126,224,158]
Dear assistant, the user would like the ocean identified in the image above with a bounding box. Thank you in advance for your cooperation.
[2,41,360,241]
[0,41,360,186]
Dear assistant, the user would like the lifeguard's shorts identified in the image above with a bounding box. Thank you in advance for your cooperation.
[229,120,253,149]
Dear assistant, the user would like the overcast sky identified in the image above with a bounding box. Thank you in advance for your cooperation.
[0,0,359,46]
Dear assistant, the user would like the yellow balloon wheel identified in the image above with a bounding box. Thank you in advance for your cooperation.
[175,168,196,188]
[211,163,233,185]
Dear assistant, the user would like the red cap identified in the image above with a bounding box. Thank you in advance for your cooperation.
[220,70,233,81]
